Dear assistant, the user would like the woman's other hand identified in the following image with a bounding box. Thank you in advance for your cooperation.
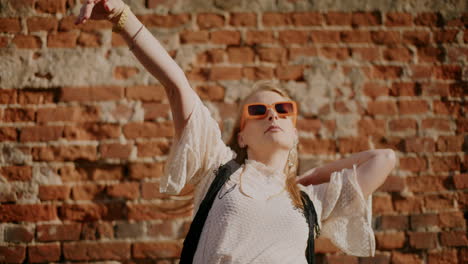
[296,167,322,186]
[75,0,125,25]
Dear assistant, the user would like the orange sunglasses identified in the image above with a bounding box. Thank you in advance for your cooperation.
[240,101,297,130]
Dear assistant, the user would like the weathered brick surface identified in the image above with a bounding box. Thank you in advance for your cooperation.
[0,1,466,263]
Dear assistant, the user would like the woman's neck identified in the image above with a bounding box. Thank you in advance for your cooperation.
[246,148,290,173]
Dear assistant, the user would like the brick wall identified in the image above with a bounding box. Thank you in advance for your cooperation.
[0,0,467,263]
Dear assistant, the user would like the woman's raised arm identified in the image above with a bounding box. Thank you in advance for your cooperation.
[76,0,198,140]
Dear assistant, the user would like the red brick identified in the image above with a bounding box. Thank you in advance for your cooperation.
[358,118,386,137]
[372,195,394,214]
[453,174,468,189]
[379,215,408,230]
[60,202,125,221]
[126,85,166,102]
[2,108,34,122]
[209,67,242,80]
[424,193,457,210]
[410,213,438,229]
[147,220,177,238]
[37,223,81,241]
[275,65,303,80]
[299,138,336,155]
[4,226,34,243]
[128,162,164,180]
[242,67,275,80]
[230,13,256,27]
[0,89,17,104]
[439,211,466,228]
[28,243,61,263]
[340,30,371,43]
[127,201,191,220]
[421,118,451,131]
[385,12,413,26]
[0,204,57,222]
[428,249,458,264]
[418,46,444,62]
[409,232,438,249]
[27,17,58,32]
[404,137,435,153]
[197,13,224,29]
[20,125,63,142]
[12,35,42,49]
[320,47,349,60]
[337,137,369,154]
[123,122,173,139]
[370,66,403,80]
[196,84,225,101]
[398,100,429,114]
[39,185,70,201]
[350,47,380,61]
[255,47,286,63]
[99,143,132,159]
[245,30,275,44]
[394,195,424,213]
[375,232,405,249]
[367,101,397,115]
[297,119,321,133]
[142,103,171,120]
[63,242,130,261]
[18,89,55,104]
[180,30,209,43]
[61,85,123,102]
[197,48,225,64]
[378,176,405,192]
[210,30,241,45]
[360,254,391,264]
[63,123,119,140]
[35,0,66,13]
[324,12,351,25]
[291,12,322,26]
[326,255,358,264]
[434,29,458,43]
[262,12,290,26]
[440,231,468,247]
[107,182,139,200]
[399,157,427,172]
[430,155,461,172]
[383,47,412,61]
[132,242,181,259]
[0,18,21,33]
[0,246,26,263]
[72,184,106,200]
[288,47,317,60]
[403,30,430,45]
[138,13,190,28]
[278,30,309,44]
[111,31,126,46]
[47,31,79,48]
[309,30,339,43]
[136,141,170,157]
[436,135,464,152]
[352,11,381,26]
[81,222,113,240]
[414,13,440,26]
[391,82,418,96]
[227,47,255,63]
[59,16,111,32]
[0,166,32,181]
[0,127,17,141]
[392,252,422,264]
[32,145,97,161]
[371,31,400,45]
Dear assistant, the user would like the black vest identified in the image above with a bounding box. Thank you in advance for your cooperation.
[179,159,320,264]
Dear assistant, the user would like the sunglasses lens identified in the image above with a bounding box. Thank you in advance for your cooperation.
[248,104,267,116]
[275,102,294,114]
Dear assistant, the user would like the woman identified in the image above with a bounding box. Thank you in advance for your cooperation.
[76,0,396,263]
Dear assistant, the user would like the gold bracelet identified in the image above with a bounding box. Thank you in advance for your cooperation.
[112,5,129,32]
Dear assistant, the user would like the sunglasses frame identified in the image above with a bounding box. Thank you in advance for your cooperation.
[240,101,297,130]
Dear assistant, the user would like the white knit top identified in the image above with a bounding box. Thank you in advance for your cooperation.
[161,97,375,263]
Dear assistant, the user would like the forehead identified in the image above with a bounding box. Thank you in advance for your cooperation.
[244,90,287,105]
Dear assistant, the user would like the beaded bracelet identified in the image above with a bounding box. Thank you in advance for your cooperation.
[112,5,129,32]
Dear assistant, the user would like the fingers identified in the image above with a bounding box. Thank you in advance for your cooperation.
[74,0,98,25]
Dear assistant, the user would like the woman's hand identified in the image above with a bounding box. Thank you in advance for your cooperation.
[75,0,125,25]
[296,167,323,186]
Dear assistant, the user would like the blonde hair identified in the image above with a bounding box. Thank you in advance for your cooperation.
[227,81,303,209]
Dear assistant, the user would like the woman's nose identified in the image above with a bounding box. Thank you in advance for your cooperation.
[266,108,279,121]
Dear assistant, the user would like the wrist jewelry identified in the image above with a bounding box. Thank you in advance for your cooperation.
[129,23,144,51]
[112,4,129,32]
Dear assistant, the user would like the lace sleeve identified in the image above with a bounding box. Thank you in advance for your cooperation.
[303,164,376,257]
[160,97,235,195]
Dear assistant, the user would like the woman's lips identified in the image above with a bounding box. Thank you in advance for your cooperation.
[265,125,283,133]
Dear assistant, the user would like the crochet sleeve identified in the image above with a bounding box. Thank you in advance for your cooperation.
[303,164,376,257]
[160,96,235,195]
